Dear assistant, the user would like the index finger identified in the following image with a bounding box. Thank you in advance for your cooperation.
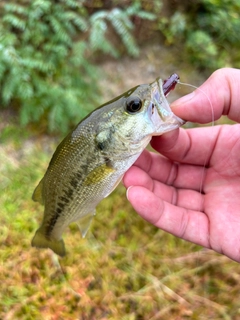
[171,68,240,123]
[151,125,221,165]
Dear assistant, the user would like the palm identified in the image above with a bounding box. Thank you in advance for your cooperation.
[123,124,240,262]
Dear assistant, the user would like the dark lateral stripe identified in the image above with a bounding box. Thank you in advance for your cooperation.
[70,177,79,189]
[59,196,70,203]
[63,188,74,199]
[46,201,65,236]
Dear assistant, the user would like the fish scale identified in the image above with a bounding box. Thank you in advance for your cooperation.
[32,74,185,256]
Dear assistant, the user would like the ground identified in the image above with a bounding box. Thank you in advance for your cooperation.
[99,44,206,103]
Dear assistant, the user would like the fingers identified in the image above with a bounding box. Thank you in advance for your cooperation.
[126,185,210,248]
[123,151,207,191]
[151,125,221,165]
[171,68,240,123]
[123,165,204,211]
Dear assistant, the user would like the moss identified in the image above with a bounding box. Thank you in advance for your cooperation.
[0,126,239,320]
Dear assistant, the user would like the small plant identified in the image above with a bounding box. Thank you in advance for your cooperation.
[158,0,240,70]
[0,0,155,133]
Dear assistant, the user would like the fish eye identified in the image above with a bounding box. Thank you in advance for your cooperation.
[126,97,142,114]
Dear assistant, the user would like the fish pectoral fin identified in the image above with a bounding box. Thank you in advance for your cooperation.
[32,178,44,204]
[83,164,115,186]
[31,228,66,257]
[76,211,96,238]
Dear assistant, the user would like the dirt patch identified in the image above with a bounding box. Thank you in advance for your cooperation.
[99,44,207,104]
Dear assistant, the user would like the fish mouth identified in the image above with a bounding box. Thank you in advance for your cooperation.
[149,76,185,135]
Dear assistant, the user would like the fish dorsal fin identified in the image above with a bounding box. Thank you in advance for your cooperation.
[32,178,44,204]
[76,211,96,238]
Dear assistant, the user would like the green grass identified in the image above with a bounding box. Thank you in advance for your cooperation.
[1,121,240,320]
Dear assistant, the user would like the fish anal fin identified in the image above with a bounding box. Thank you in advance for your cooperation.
[31,228,66,257]
[32,179,44,204]
[76,211,95,238]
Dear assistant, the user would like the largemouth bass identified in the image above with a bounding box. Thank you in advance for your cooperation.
[32,74,184,257]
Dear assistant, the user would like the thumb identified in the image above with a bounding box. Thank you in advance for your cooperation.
[170,68,240,124]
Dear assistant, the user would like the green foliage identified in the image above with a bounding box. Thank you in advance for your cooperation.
[158,0,240,70]
[0,0,155,133]
[89,4,155,58]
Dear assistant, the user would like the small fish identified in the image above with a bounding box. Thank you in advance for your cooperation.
[32,74,184,256]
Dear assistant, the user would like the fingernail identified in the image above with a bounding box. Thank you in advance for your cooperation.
[171,91,195,108]
[126,186,133,200]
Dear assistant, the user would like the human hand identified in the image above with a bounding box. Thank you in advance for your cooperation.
[123,68,240,263]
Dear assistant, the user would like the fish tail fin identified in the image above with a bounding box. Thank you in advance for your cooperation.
[31,228,66,257]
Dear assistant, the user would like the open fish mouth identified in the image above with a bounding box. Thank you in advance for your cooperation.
[149,74,185,134]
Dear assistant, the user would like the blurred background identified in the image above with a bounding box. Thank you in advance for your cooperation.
[1,0,240,319]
